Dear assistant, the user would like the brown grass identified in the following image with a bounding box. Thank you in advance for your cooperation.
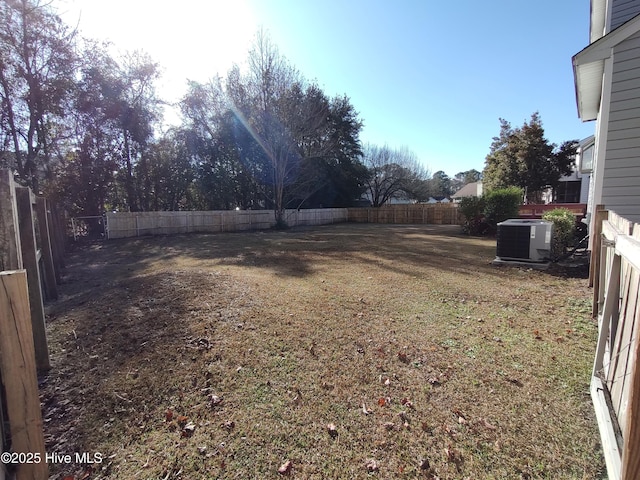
[42,224,604,479]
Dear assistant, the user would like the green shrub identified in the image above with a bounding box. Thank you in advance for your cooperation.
[484,186,522,233]
[542,208,575,260]
[459,196,488,235]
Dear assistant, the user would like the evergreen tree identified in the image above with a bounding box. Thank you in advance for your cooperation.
[483,113,577,203]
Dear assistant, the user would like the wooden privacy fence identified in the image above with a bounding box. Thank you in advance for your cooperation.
[590,210,640,479]
[105,204,464,239]
[105,208,349,239]
[0,168,65,479]
[347,204,463,225]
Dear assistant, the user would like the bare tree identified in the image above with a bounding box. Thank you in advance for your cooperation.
[0,0,77,192]
[363,144,430,206]
[231,29,353,225]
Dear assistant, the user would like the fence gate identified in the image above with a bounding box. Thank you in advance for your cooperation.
[591,211,640,479]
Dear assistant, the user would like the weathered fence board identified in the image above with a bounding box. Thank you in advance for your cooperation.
[48,202,65,273]
[0,169,22,271]
[15,188,50,370]
[105,209,348,239]
[35,197,58,300]
[0,271,48,480]
[591,211,640,479]
[346,204,463,225]
[105,205,463,239]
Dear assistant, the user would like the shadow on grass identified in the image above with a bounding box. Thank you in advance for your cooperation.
[42,266,240,472]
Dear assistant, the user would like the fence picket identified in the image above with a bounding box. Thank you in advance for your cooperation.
[592,212,640,479]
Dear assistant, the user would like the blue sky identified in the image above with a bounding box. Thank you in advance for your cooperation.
[60,0,595,178]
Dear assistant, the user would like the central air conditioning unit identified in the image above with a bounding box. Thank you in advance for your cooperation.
[496,219,552,262]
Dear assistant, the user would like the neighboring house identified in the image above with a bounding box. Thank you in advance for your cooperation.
[360,191,415,206]
[541,136,592,204]
[573,0,640,246]
[451,182,483,202]
[424,196,451,204]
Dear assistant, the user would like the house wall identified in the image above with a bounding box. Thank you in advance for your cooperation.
[601,31,640,222]
[611,0,640,30]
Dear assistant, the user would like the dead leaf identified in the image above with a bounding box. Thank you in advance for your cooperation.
[365,458,379,472]
[383,421,395,431]
[458,416,467,425]
[278,460,292,475]
[165,408,174,422]
[444,447,456,462]
[182,421,196,437]
[419,458,431,470]
[223,420,235,430]
[401,398,414,409]
[327,423,338,438]
[377,397,387,407]
[397,351,409,363]
[210,395,223,407]
[508,378,523,387]
[177,415,188,426]
[362,403,372,415]
[384,377,391,386]
[480,418,497,431]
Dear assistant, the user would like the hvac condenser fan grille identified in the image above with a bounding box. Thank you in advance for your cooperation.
[496,225,530,260]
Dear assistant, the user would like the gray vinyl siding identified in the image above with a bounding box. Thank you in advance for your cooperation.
[603,32,640,222]
[611,0,640,30]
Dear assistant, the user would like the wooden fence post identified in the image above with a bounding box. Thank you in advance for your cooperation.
[0,169,23,271]
[591,206,608,315]
[34,197,58,300]
[0,271,48,480]
[46,203,64,280]
[15,188,50,371]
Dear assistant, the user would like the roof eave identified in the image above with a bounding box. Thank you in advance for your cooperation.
[573,14,640,121]
[572,57,603,122]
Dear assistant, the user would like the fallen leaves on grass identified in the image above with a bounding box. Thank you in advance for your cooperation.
[365,458,379,472]
[477,417,497,431]
[401,397,414,409]
[176,415,188,424]
[182,421,196,437]
[327,423,338,438]
[362,403,373,415]
[278,460,292,475]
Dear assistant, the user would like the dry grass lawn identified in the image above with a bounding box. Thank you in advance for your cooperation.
[42,224,604,479]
